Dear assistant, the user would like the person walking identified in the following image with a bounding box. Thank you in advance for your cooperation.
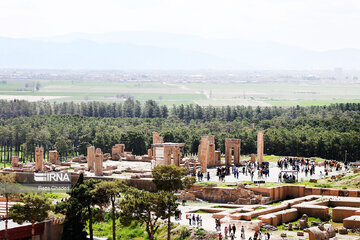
[218,232,223,240]
[241,225,245,239]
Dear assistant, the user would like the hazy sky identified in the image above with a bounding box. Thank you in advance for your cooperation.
[0,0,359,51]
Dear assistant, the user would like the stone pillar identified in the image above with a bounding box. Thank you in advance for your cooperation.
[94,148,103,176]
[234,141,241,165]
[208,136,215,167]
[257,131,264,164]
[11,156,19,167]
[251,154,256,163]
[87,146,95,170]
[215,151,221,165]
[164,145,172,165]
[153,132,160,144]
[173,147,181,167]
[148,149,153,158]
[199,137,208,173]
[208,143,215,167]
[120,144,125,153]
[35,147,44,171]
[49,150,60,164]
[225,139,231,165]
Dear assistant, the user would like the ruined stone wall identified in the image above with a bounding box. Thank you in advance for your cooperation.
[112,144,125,160]
[248,185,360,202]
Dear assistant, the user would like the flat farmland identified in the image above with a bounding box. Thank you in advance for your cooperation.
[1,79,360,106]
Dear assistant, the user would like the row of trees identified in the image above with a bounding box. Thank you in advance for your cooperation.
[0,112,359,162]
[2,99,360,122]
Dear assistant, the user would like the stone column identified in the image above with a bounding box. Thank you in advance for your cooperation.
[257,131,264,164]
[119,144,125,153]
[208,143,215,167]
[148,149,153,158]
[49,150,60,164]
[199,137,208,173]
[94,148,103,176]
[35,147,44,171]
[225,139,231,165]
[87,146,95,170]
[152,132,160,144]
[11,156,19,167]
[164,145,172,165]
[173,147,181,167]
[234,144,241,166]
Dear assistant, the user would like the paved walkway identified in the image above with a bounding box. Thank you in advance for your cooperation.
[200,162,346,184]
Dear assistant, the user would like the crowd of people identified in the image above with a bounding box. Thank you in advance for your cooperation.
[213,162,271,183]
[185,213,202,226]
[215,222,270,240]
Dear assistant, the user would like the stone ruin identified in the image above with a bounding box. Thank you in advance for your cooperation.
[35,147,44,171]
[112,144,125,160]
[152,132,164,144]
[94,148,103,176]
[152,143,184,167]
[198,136,216,173]
[87,146,95,170]
[225,138,241,166]
[306,224,336,240]
[49,150,60,165]
[257,131,264,164]
[11,156,20,168]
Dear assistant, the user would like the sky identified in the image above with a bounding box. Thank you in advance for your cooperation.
[0,0,359,51]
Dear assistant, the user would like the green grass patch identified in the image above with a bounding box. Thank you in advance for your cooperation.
[194,210,213,214]
[254,207,265,211]
[43,192,68,199]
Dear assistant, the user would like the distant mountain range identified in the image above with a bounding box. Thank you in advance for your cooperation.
[0,31,359,70]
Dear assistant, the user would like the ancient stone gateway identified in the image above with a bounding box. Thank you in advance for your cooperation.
[152,143,185,167]
[87,146,95,170]
[198,136,216,173]
[257,131,264,164]
[49,150,60,164]
[35,147,44,171]
[225,138,241,166]
[94,148,103,176]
